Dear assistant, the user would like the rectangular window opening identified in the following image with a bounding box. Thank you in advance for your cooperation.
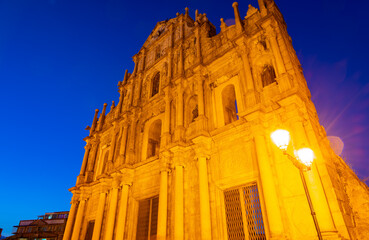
[224,183,266,240]
[136,196,159,240]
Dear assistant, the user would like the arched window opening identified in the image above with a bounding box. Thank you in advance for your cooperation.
[222,85,238,125]
[261,64,276,87]
[151,73,160,97]
[147,119,162,158]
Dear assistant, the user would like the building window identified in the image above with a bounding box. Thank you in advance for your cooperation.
[85,220,95,240]
[147,119,162,158]
[136,196,159,240]
[261,64,276,87]
[221,85,238,125]
[151,73,160,97]
[224,183,266,240]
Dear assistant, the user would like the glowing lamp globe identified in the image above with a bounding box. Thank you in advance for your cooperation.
[296,148,315,167]
[271,129,290,151]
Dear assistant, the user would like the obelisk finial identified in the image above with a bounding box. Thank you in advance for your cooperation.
[90,109,99,134]
[232,2,244,32]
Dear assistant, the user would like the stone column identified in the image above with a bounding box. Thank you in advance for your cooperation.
[104,179,120,240]
[195,24,202,64]
[71,198,87,240]
[91,190,107,240]
[164,88,171,134]
[197,77,205,116]
[168,49,173,80]
[241,50,257,107]
[192,136,212,240]
[175,84,184,141]
[77,144,91,184]
[128,115,137,156]
[174,165,184,240]
[127,85,134,109]
[107,126,118,170]
[179,46,184,76]
[241,53,255,90]
[62,197,78,240]
[290,119,337,235]
[157,168,169,240]
[115,89,124,118]
[133,73,143,107]
[140,49,146,72]
[115,183,130,240]
[119,125,128,160]
[85,143,99,182]
[167,24,174,80]
[79,144,91,176]
[266,26,286,75]
[197,155,212,240]
[253,128,284,238]
[162,88,171,145]
[177,85,184,127]
[87,145,98,172]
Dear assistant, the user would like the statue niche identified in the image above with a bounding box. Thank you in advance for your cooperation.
[261,64,276,87]
[151,72,160,97]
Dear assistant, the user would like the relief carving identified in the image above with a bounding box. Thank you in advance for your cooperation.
[184,38,197,69]
[174,26,180,42]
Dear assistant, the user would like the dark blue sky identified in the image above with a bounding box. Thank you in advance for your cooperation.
[0,0,368,237]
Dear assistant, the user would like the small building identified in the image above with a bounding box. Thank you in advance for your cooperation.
[6,211,68,240]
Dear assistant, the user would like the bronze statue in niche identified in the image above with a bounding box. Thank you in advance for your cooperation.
[192,104,198,122]
[155,45,161,60]
[151,72,160,97]
[261,64,276,87]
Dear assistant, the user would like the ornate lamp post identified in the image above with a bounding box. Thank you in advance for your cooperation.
[271,129,323,240]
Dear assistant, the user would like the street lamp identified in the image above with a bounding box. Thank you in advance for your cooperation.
[271,129,323,240]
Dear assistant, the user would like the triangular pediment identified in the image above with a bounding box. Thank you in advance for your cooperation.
[141,19,173,49]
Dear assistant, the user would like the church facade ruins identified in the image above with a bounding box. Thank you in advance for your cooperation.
[63,1,369,239]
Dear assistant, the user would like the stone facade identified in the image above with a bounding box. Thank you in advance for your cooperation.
[63,1,369,240]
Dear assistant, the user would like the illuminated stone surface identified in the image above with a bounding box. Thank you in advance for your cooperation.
[64,1,369,239]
